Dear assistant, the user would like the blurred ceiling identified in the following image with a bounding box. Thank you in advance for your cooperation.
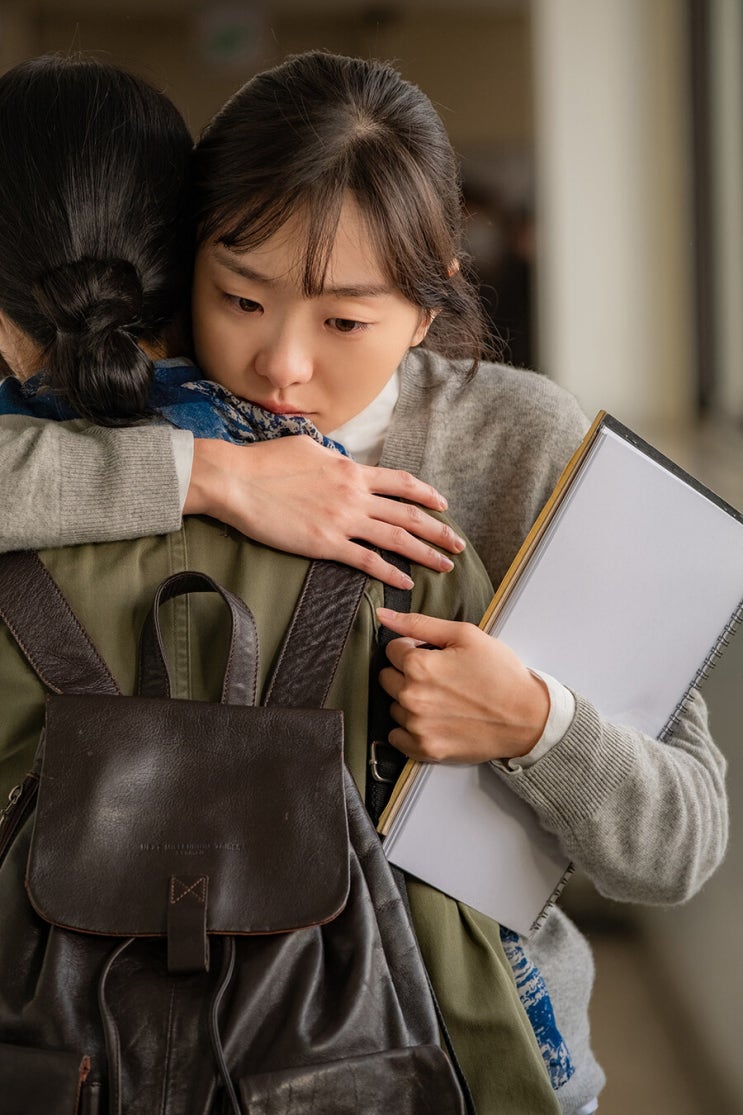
[31,0,526,13]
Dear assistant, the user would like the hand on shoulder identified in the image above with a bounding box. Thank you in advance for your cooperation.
[185,435,467,590]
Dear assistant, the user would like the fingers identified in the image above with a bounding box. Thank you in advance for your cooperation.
[352,520,456,575]
[338,542,415,590]
[368,496,466,556]
[368,466,448,511]
[376,607,467,649]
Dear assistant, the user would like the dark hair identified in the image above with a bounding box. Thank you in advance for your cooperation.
[193,51,489,368]
[0,55,193,424]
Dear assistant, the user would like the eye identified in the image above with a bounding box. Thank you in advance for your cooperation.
[225,294,262,314]
[327,317,368,334]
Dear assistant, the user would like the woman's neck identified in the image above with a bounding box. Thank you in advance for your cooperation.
[327,370,401,464]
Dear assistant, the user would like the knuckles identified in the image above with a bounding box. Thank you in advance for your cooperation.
[396,470,417,493]
[402,652,437,685]
[403,502,425,526]
[354,548,378,575]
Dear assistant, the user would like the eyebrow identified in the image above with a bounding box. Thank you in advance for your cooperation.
[213,247,393,300]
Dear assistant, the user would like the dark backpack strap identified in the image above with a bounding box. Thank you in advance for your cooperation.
[263,559,368,708]
[366,552,411,824]
[0,551,120,695]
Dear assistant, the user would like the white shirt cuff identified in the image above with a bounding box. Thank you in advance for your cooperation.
[495,670,576,771]
[170,428,194,512]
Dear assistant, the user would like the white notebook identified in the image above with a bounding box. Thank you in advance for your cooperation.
[379,413,743,936]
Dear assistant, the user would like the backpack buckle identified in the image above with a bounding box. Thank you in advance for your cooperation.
[368,740,397,784]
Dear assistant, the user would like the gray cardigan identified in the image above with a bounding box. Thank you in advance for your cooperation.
[0,349,729,1113]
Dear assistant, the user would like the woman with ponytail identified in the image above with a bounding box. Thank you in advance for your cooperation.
[0,57,191,425]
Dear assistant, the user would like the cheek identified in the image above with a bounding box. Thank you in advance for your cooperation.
[190,290,212,350]
[192,297,238,369]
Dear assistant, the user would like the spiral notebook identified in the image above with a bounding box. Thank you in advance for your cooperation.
[379,412,743,936]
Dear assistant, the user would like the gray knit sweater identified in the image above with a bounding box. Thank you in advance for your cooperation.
[0,349,729,1113]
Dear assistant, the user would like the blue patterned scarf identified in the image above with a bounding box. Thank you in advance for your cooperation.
[0,359,348,455]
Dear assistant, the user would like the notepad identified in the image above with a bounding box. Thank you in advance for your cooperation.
[379,413,743,936]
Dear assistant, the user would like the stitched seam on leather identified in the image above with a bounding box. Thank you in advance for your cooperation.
[238,603,259,705]
[221,590,258,705]
[170,877,207,904]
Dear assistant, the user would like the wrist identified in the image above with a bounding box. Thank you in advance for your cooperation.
[505,670,551,759]
[183,438,232,518]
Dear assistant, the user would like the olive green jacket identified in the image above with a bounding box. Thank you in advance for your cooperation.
[0,517,560,1114]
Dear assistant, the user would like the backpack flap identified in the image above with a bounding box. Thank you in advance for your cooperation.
[26,692,349,967]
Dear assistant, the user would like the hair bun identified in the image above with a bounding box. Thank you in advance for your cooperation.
[33,258,143,337]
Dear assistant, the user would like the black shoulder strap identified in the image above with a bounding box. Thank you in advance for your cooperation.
[0,551,120,696]
[366,553,411,824]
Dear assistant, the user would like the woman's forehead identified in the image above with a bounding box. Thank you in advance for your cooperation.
[202,197,392,294]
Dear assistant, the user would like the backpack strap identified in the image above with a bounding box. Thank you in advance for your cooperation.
[0,551,120,696]
[366,552,411,824]
[0,552,365,707]
[263,559,368,708]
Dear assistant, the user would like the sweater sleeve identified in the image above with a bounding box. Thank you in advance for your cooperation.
[492,687,727,905]
[0,414,187,551]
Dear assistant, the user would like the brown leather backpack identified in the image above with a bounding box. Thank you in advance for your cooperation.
[0,552,470,1115]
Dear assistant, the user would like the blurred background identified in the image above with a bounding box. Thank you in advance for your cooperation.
[1,0,742,1110]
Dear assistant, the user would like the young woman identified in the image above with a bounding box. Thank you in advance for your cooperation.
[0,52,728,1115]
[0,54,563,1115]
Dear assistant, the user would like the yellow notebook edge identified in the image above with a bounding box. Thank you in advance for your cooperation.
[377,409,607,837]
[479,409,607,633]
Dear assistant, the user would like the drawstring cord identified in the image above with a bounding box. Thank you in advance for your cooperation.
[209,936,240,1115]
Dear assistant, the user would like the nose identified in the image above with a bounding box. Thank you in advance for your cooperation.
[253,321,313,390]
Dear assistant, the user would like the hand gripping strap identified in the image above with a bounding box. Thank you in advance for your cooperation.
[0,551,120,695]
[264,560,368,709]
[366,551,412,824]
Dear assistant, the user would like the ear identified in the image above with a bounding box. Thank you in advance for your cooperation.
[0,311,16,368]
[411,308,437,347]
[0,311,41,380]
[410,261,459,347]
[0,310,13,346]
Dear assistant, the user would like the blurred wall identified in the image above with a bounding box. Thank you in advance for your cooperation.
[533,0,695,427]
[0,2,533,145]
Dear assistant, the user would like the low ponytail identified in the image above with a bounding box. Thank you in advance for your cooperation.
[0,55,192,423]
[33,259,154,424]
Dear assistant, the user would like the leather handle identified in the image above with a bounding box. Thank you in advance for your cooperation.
[137,571,259,706]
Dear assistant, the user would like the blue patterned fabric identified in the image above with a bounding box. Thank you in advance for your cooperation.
[0,359,348,455]
[500,926,575,1089]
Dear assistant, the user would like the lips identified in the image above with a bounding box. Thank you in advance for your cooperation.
[259,401,310,416]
